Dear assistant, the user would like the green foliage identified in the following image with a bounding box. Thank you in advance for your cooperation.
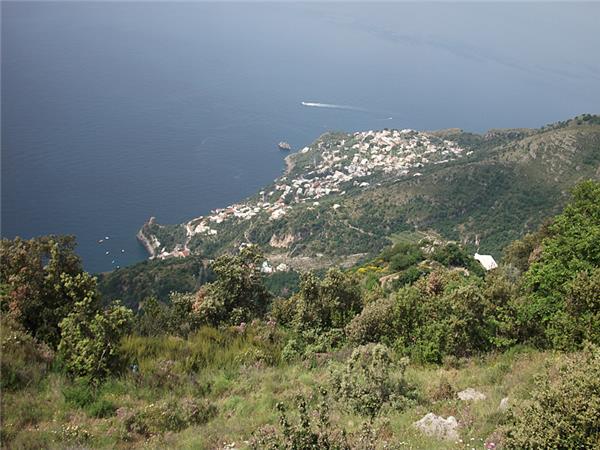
[97,256,211,309]
[133,296,171,336]
[432,243,484,276]
[123,398,216,437]
[345,297,396,345]
[63,378,95,408]
[121,323,283,377]
[502,223,550,273]
[384,270,498,363]
[269,295,298,326]
[292,269,362,332]
[381,242,424,271]
[195,246,272,325]
[264,270,301,297]
[0,235,84,346]
[0,316,54,391]
[546,268,600,349]
[503,344,600,449]
[58,272,134,380]
[86,398,117,418]
[520,180,600,348]
[250,391,351,450]
[134,291,211,338]
[281,328,345,362]
[330,344,413,418]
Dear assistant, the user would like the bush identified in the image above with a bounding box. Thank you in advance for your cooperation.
[195,246,272,326]
[292,269,362,332]
[86,398,116,418]
[503,344,600,449]
[330,344,413,418]
[392,271,493,363]
[548,268,600,349]
[427,377,456,402]
[431,243,483,275]
[63,378,95,408]
[345,297,397,345]
[124,398,216,437]
[58,272,134,380]
[269,295,297,326]
[281,328,345,362]
[250,390,351,450]
[520,180,600,348]
[0,235,84,346]
[0,317,53,391]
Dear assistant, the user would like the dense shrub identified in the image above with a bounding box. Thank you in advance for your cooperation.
[97,255,210,309]
[0,235,84,346]
[481,266,521,349]
[391,271,493,363]
[330,344,413,418]
[520,181,600,348]
[58,273,134,380]
[134,296,172,336]
[431,243,484,276]
[269,295,298,326]
[0,317,54,390]
[501,223,550,274]
[124,398,216,437]
[195,246,272,326]
[292,269,362,332]
[503,345,600,449]
[281,328,345,362]
[250,391,351,450]
[345,297,397,345]
[384,242,424,271]
[544,268,600,350]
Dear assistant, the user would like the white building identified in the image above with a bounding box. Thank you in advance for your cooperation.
[474,253,498,271]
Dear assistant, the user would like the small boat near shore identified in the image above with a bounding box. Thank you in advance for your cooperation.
[278,141,291,151]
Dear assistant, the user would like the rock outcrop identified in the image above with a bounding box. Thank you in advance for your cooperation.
[413,413,459,441]
[457,388,486,401]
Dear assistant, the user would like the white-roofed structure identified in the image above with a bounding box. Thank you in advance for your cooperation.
[474,253,498,271]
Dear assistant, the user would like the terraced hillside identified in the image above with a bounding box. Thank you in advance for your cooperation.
[138,114,600,269]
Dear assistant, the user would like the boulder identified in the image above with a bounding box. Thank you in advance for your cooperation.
[413,412,459,441]
[457,388,486,401]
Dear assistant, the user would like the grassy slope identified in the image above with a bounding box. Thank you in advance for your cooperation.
[2,340,562,449]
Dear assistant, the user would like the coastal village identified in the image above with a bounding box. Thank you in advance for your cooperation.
[142,129,469,262]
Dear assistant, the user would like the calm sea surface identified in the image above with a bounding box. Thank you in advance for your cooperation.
[2,2,599,272]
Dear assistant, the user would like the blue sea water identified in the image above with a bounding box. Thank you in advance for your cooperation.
[2,2,599,273]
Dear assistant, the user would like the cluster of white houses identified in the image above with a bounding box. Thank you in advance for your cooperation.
[152,129,471,260]
[181,129,467,238]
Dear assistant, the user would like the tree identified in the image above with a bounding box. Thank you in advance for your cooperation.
[58,272,133,380]
[293,269,362,332]
[520,180,600,347]
[0,235,83,346]
[195,246,271,325]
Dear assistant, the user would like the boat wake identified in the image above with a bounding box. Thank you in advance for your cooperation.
[301,101,367,112]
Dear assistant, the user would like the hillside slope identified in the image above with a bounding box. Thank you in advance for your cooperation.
[138,114,600,268]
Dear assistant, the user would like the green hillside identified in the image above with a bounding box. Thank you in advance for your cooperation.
[139,114,600,269]
[2,180,599,449]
